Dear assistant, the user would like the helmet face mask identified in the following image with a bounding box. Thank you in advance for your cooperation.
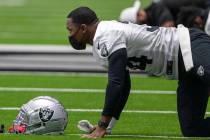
[9,96,68,135]
[15,108,29,125]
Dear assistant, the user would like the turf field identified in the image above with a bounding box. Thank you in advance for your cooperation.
[0,0,151,44]
[0,72,209,140]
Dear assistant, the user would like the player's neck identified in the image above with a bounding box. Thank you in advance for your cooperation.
[87,22,99,45]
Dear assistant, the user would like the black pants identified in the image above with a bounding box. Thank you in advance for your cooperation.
[177,28,210,137]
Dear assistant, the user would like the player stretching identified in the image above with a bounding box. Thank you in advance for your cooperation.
[66,7,210,138]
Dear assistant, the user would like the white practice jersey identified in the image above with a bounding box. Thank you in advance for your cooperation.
[205,10,210,36]
[93,21,180,79]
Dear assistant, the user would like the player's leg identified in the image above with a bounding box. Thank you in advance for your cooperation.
[177,28,210,137]
[177,76,210,137]
[189,28,210,86]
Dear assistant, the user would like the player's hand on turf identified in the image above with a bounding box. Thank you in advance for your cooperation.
[82,126,106,138]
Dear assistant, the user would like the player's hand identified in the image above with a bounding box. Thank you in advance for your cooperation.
[81,126,106,138]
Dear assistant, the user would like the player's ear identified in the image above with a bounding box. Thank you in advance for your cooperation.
[81,24,88,33]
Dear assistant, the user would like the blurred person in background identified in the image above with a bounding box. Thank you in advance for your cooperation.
[153,0,210,22]
[119,0,141,24]
[119,0,175,27]
[176,6,210,36]
[120,0,210,28]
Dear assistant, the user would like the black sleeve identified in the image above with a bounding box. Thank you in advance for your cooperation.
[102,48,131,118]
[112,70,131,120]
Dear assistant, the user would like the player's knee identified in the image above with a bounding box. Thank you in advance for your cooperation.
[181,125,204,137]
[181,127,196,137]
[179,116,204,137]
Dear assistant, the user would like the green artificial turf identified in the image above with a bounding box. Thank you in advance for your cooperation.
[0,73,209,140]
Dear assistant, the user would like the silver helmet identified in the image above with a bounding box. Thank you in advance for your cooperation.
[9,96,68,135]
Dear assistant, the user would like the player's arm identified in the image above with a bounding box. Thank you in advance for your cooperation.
[83,47,129,138]
[100,47,130,125]
[112,69,130,120]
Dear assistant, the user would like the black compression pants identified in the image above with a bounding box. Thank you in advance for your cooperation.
[177,28,210,137]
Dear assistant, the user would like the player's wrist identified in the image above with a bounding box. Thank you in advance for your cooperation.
[98,120,109,129]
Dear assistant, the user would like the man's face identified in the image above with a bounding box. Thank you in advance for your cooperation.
[66,18,83,42]
[136,9,147,25]
[193,16,204,30]
[66,18,87,50]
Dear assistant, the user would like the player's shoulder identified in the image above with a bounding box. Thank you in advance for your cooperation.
[93,21,127,61]
[97,20,131,32]
[94,20,124,42]
[98,20,123,27]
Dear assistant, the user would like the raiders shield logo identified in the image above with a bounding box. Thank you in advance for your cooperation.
[197,65,205,77]
[39,108,54,122]
[101,45,109,57]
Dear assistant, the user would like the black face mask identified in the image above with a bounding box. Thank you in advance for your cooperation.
[68,36,86,50]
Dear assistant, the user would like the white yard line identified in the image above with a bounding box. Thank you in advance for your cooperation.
[0,107,177,114]
[2,132,209,139]
[0,71,109,77]
[0,0,25,7]
[0,71,149,77]
[1,107,210,115]
[66,109,178,114]
[0,87,176,94]
[67,133,210,139]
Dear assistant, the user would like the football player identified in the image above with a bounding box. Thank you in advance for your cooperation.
[66,7,210,138]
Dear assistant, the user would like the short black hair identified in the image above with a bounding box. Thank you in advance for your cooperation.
[176,6,203,27]
[67,7,98,25]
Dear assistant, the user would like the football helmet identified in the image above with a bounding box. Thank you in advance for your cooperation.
[9,96,68,135]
